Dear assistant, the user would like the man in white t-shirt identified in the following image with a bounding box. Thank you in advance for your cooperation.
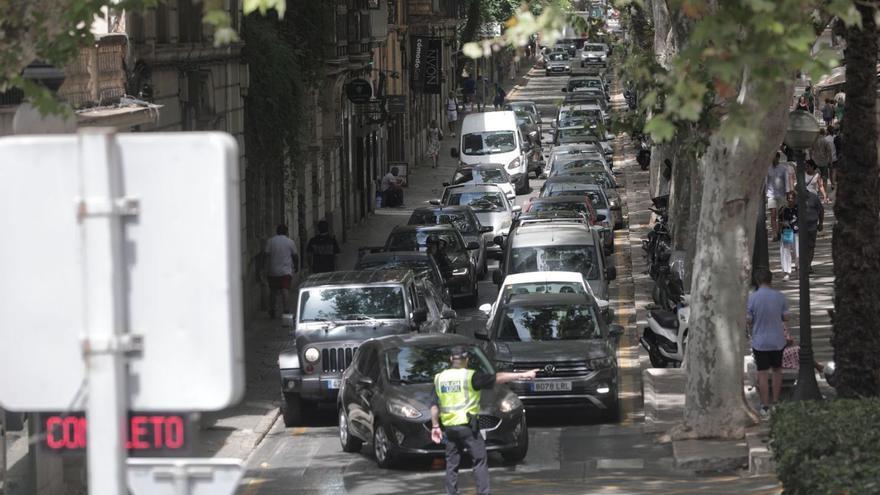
[264,224,299,318]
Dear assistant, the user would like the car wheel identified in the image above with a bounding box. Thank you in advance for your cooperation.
[501,416,529,464]
[373,423,398,469]
[516,174,529,195]
[339,408,363,453]
[466,281,479,308]
[601,390,620,423]
[280,392,303,427]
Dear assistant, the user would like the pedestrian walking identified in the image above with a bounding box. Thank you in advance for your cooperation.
[803,85,815,114]
[747,268,789,417]
[766,152,790,241]
[446,92,459,136]
[430,346,538,495]
[380,167,405,207]
[778,193,799,281]
[821,99,835,127]
[428,120,444,169]
[493,83,506,110]
[809,128,833,184]
[264,224,299,319]
[834,91,845,123]
[824,126,837,189]
[305,220,340,274]
[805,160,829,203]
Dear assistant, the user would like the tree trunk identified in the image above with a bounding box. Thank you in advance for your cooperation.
[674,83,794,439]
[684,153,704,292]
[831,1,880,397]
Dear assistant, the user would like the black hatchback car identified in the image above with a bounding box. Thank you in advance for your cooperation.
[384,225,480,307]
[337,334,529,468]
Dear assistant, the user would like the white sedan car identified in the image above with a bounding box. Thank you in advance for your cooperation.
[479,271,612,324]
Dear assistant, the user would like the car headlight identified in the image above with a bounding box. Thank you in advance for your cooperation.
[608,199,618,208]
[452,267,469,276]
[388,400,422,419]
[601,54,607,60]
[304,347,320,363]
[500,396,522,413]
[507,157,521,171]
[588,356,614,369]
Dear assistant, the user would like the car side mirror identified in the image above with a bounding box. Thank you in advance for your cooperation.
[451,148,460,158]
[605,266,617,281]
[492,270,502,285]
[478,303,492,315]
[595,213,606,222]
[442,182,450,187]
[474,327,490,340]
[466,241,480,250]
[428,199,441,206]
[441,309,457,319]
[609,324,624,337]
[511,205,522,214]
[412,308,428,324]
[480,225,493,233]
[493,235,505,248]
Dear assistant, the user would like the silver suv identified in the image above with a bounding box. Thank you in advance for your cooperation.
[278,270,442,426]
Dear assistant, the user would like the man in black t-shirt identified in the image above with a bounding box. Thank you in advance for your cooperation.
[306,221,340,273]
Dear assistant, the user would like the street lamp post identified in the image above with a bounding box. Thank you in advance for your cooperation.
[784,110,823,401]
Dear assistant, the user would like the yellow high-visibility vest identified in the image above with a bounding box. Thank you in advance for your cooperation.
[434,368,480,427]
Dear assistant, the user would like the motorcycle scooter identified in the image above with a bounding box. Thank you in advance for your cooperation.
[641,263,688,368]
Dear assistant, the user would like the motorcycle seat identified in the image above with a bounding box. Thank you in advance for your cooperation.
[650,309,679,329]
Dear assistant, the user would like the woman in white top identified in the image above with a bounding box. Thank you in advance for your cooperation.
[427,120,443,169]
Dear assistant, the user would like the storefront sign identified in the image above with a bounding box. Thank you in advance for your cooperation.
[346,78,373,104]
[410,36,442,95]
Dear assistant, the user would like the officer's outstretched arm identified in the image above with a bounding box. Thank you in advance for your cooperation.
[495,369,539,384]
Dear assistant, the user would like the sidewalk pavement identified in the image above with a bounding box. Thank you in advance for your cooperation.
[632,135,838,478]
[193,62,536,463]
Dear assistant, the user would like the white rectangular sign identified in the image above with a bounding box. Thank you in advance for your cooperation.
[0,132,244,411]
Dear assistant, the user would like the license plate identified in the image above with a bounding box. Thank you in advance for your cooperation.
[325,379,341,390]
[531,381,572,392]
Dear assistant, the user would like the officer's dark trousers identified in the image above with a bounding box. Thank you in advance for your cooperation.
[444,425,489,495]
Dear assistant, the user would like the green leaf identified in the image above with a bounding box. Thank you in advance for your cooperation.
[644,116,676,143]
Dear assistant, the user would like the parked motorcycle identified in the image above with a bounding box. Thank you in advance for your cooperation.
[641,195,671,281]
[641,291,689,368]
[637,135,651,170]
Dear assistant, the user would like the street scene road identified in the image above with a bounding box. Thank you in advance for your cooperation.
[2,1,875,495]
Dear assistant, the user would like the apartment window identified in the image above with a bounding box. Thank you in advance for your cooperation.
[178,0,203,43]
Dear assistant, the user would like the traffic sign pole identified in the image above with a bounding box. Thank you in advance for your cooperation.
[78,129,131,495]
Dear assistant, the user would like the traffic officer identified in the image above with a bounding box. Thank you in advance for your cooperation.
[430,346,538,495]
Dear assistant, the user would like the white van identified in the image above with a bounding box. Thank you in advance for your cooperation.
[451,111,531,195]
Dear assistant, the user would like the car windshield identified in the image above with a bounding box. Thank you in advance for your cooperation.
[497,305,601,341]
[357,258,434,278]
[462,131,517,155]
[557,128,598,143]
[558,159,605,170]
[529,200,591,216]
[408,211,477,235]
[387,231,463,252]
[548,52,569,61]
[299,286,405,322]
[584,44,605,52]
[569,80,601,90]
[558,170,614,187]
[511,245,599,280]
[384,345,495,384]
[502,282,587,300]
[543,186,608,208]
[475,168,507,184]
[447,191,506,212]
